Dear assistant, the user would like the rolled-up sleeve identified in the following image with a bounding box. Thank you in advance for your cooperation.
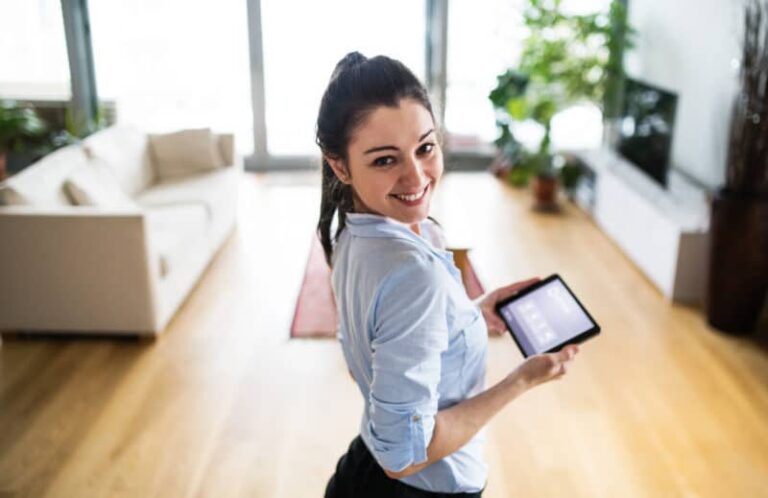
[367,256,450,472]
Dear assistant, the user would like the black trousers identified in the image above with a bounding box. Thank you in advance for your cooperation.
[324,436,483,498]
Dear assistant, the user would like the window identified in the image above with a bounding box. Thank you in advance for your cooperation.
[0,0,71,100]
[89,0,253,153]
[445,0,612,152]
[445,0,524,150]
[259,0,426,157]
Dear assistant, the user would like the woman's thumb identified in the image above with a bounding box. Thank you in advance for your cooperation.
[558,345,579,362]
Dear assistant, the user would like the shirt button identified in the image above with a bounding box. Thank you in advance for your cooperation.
[413,415,421,422]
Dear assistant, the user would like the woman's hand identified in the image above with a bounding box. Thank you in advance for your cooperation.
[511,344,579,390]
[474,277,540,336]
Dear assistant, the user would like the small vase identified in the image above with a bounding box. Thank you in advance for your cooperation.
[532,174,559,211]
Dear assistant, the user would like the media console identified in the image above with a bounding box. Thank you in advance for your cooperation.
[571,147,711,305]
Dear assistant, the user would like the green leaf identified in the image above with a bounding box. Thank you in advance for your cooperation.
[506,97,530,120]
[0,101,47,151]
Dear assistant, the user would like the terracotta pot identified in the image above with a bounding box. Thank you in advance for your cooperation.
[533,174,558,208]
[706,189,768,333]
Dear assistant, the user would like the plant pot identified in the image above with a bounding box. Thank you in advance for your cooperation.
[532,174,559,209]
[491,152,532,187]
[706,190,768,334]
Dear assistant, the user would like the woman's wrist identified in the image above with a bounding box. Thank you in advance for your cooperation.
[502,370,530,400]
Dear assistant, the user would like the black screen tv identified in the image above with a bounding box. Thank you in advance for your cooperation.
[617,78,678,187]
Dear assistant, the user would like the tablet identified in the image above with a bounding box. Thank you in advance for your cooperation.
[494,274,600,357]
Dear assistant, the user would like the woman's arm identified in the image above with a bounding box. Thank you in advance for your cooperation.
[383,344,579,479]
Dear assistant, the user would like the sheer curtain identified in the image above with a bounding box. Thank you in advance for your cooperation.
[89,0,253,153]
[260,0,426,157]
[0,0,71,100]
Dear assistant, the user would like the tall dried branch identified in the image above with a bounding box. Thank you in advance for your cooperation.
[727,0,768,194]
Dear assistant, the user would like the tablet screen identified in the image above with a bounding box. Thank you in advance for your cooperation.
[497,277,597,356]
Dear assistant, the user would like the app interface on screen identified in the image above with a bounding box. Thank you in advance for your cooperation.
[499,279,594,356]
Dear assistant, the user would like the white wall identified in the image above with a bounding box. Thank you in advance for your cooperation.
[625,0,743,190]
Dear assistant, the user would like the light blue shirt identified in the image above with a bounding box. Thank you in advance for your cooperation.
[331,213,489,494]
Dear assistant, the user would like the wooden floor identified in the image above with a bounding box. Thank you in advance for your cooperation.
[1,171,767,497]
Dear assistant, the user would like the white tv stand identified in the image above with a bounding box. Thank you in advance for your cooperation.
[572,147,711,304]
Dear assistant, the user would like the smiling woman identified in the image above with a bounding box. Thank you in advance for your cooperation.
[326,100,442,232]
[315,53,579,497]
[315,53,441,260]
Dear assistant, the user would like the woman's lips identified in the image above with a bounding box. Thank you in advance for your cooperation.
[390,184,429,206]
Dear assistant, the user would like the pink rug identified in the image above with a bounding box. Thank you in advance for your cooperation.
[290,234,485,339]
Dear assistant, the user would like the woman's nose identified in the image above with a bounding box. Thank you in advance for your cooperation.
[401,155,427,187]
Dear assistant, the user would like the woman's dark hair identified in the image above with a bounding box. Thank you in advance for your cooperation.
[315,52,436,266]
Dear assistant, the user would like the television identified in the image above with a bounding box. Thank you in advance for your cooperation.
[617,78,678,187]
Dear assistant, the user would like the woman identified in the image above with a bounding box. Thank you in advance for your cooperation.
[317,52,579,498]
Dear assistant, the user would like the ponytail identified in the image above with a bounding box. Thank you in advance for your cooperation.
[317,157,354,267]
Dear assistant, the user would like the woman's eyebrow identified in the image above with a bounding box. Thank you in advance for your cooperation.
[363,128,435,155]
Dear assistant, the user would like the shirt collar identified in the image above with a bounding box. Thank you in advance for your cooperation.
[345,212,455,264]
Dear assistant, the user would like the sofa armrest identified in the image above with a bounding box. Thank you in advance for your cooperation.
[0,208,161,334]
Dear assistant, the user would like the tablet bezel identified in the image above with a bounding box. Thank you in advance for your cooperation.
[494,274,601,358]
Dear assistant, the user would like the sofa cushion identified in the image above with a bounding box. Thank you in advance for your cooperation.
[148,128,225,182]
[83,125,155,196]
[135,167,237,223]
[0,145,87,206]
[63,161,138,208]
[145,204,209,278]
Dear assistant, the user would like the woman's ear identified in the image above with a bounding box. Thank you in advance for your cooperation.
[325,156,352,184]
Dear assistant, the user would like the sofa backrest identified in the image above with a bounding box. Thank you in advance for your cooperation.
[83,125,155,196]
[0,126,234,208]
[0,145,89,206]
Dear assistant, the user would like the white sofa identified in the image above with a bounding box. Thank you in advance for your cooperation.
[0,126,240,336]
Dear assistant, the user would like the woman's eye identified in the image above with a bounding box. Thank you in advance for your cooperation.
[373,156,396,166]
[418,143,435,154]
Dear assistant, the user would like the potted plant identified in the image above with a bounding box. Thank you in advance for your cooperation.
[706,0,768,334]
[489,0,633,205]
[0,101,46,181]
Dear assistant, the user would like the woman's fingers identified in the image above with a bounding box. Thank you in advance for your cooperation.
[494,277,541,301]
[478,277,540,337]
[551,346,578,378]
[559,344,579,361]
[486,315,508,336]
[544,346,578,381]
[514,344,580,388]
[549,360,567,381]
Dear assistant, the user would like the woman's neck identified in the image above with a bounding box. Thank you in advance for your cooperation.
[351,192,423,236]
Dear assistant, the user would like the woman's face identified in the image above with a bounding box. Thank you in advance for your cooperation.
[327,98,443,228]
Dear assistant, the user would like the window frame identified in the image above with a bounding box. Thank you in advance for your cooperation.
[243,0,454,172]
[65,0,487,170]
